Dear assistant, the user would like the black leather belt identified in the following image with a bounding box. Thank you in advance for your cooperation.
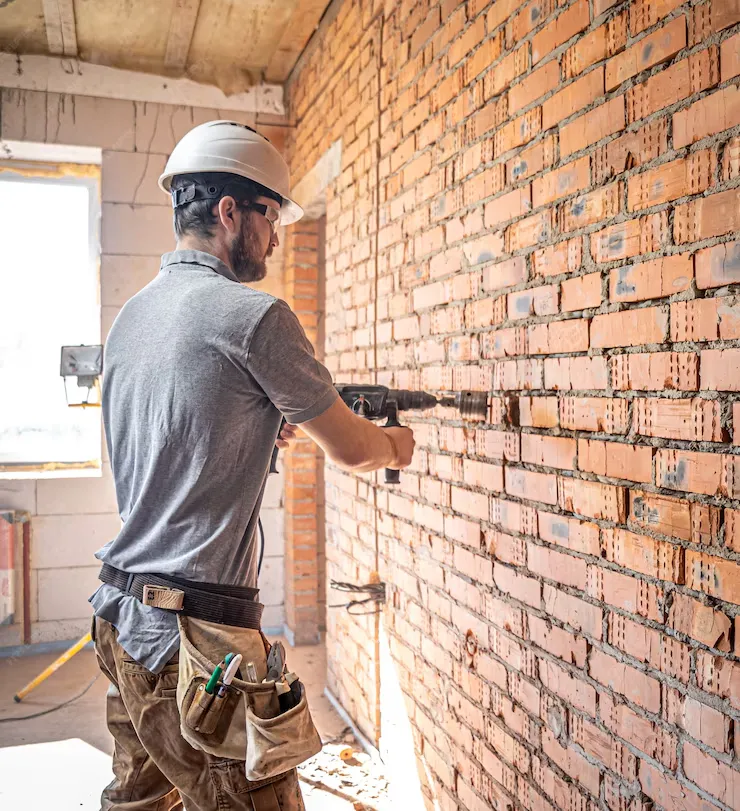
[99,564,263,629]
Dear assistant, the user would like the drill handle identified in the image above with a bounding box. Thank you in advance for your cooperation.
[384,401,401,485]
[269,417,287,475]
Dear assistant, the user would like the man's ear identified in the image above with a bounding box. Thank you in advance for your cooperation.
[216,196,239,235]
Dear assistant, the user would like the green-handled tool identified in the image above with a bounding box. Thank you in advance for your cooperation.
[205,652,236,694]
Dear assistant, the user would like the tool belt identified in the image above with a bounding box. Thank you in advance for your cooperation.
[98,564,321,781]
[98,563,263,629]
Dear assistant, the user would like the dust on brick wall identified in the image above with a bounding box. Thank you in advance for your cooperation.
[287,0,740,809]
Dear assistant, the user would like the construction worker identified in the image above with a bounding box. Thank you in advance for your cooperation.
[89,121,415,810]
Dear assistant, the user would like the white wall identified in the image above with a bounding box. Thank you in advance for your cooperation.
[0,87,288,645]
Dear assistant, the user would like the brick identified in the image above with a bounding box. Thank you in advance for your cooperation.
[594,118,669,183]
[591,213,668,263]
[630,0,685,34]
[561,272,602,312]
[509,61,561,113]
[721,31,740,81]
[590,649,661,712]
[689,0,740,46]
[626,47,720,123]
[603,527,684,583]
[494,563,543,608]
[726,508,740,551]
[506,209,554,252]
[609,613,661,669]
[687,550,740,606]
[560,96,625,156]
[522,434,577,470]
[484,187,533,232]
[542,67,604,130]
[533,157,590,208]
[519,396,560,428]
[633,397,723,442]
[640,759,718,811]
[448,15,486,68]
[475,428,520,461]
[627,151,713,211]
[591,307,668,348]
[674,189,740,244]
[542,728,601,796]
[605,17,687,91]
[669,592,731,651]
[463,33,505,84]
[671,299,719,342]
[560,396,629,432]
[558,181,620,231]
[655,449,724,496]
[482,327,527,358]
[723,137,740,181]
[505,468,558,505]
[507,135,557,182]
[610,253,692,304]
[588,566,662,621]
[528,318,589,354]
[563,14,627,79]
[696,241,740,289]
[494,109,542,158]
[461,459,505,492]
[484,45,529,100]
[544,584,602,640]
[538,510,600,556]
[534,239,582,278]
[539,659,596,715]
[674,85,740,148]
[529,614,588,668]
[558,477,627,522]
[611,351,698,391]
[494,358,544,390]
[463,233,506,267]
[528,544,587,590]
[578,439,654,483]
[681,697,733,752]
[544,356,608,391]
[506,0,557,46]
[630,490,719,545]
[508,286,559,320]
[532,0,590,65]
[482,256,529,292]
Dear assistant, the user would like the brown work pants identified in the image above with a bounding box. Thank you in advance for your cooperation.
[93,617,305,811]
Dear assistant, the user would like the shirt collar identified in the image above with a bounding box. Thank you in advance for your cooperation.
[160,250,239,283]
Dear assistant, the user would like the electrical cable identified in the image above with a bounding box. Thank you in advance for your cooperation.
[0,674,101,723]
[257,516,265,576]
[328,580,386,614]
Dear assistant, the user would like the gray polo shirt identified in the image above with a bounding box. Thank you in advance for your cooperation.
[90,249,337,672]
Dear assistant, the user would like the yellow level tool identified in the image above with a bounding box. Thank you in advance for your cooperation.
[13,631,92,703]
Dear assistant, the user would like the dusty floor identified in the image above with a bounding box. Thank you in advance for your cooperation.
[0,636,387,810]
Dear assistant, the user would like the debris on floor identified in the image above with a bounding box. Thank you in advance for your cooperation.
[299,728,390,811]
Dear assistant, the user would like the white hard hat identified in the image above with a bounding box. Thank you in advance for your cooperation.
[158,120,303,225]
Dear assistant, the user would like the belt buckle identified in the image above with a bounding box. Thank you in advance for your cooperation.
[142,585,185,611]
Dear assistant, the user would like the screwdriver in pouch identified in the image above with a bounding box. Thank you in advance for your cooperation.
[217,654,243,698]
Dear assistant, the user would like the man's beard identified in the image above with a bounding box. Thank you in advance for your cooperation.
[230,218,268,283]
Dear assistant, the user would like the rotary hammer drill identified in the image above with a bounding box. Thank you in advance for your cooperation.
[269,384,487,484]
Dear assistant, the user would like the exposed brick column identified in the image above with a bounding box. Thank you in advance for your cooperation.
[282,219,324,645]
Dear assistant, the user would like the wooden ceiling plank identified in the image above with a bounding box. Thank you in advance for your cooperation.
[41,0,77,57]
[265,0,329,83]
[164,0,202,70]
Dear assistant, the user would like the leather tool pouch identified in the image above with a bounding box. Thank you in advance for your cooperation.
[176,616,322,778]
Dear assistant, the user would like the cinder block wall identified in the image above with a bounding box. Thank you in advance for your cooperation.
[287,0,740,808]
[0,88,289,644]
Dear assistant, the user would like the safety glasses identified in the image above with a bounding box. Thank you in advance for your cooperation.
[241,202,281,231]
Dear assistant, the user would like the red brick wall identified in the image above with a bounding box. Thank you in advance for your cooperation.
[283,219,326,644]
[288,0,740,808]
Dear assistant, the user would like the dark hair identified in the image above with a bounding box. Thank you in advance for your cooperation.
[172,172,282,240]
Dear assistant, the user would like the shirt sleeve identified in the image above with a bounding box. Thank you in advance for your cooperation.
[247,299,338,424]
